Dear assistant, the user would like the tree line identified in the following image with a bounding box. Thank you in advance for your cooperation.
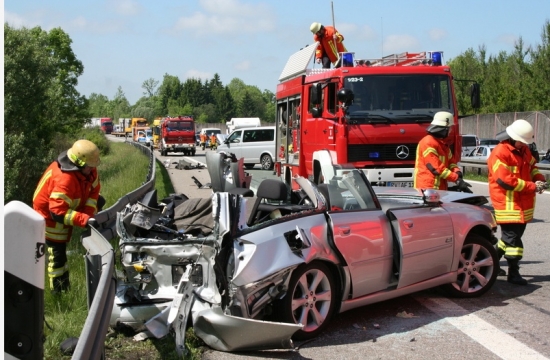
[4,20,550,204]
[88,74,277,125]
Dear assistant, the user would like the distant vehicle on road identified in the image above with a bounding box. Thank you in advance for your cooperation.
[464,145,496,160]
[479,138,499,146]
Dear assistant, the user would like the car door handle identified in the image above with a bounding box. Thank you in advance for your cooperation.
[403,220,413,229]
[339,226,351,235]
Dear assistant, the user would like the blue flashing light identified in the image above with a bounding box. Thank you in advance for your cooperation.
[342,52,354,67]
[369,152,380,159]
[431,52,442,66]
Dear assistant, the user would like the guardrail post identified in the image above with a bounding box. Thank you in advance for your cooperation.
[4,201,46,360]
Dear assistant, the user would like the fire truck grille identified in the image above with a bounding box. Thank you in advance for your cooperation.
[348,144,418,162]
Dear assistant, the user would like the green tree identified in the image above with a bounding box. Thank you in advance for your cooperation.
[88,93,110,117]
[529,20,550,110]
[4,23,88,204]
[142,77,159,97]
[157,74,183,115]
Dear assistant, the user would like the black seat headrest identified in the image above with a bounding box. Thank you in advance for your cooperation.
[257,179,287,201]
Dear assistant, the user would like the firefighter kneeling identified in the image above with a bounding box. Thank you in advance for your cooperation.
[33,140,104,293]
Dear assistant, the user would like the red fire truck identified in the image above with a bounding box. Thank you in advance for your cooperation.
[159,116,196,156]
[275,45,479,187]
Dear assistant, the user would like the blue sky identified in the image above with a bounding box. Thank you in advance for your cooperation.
[4,0,550,105]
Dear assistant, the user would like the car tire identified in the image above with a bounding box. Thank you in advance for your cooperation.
[442,234,498,298]
[191,150,196,156]
[260,154,273,170]
[280,262,337,340]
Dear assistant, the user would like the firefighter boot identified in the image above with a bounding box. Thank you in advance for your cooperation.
[52,271,71,294]
[506,260,527,285]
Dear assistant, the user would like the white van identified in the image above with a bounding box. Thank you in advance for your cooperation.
[217,126,276,170]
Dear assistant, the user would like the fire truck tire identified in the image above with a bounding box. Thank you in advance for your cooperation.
[191,150,196,156]
[244,164,255,169]
[260,154,273,170]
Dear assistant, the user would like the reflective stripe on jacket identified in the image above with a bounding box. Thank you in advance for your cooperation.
[33,161,100,243]
[413,134,460,190]
[314,26,347,64]
[487,142,545,224]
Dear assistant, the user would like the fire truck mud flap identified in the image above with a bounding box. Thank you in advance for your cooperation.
[193,307,302,352]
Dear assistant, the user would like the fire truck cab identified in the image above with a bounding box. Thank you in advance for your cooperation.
[276,43,479,187]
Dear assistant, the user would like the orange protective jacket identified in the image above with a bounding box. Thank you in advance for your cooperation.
[200,133,207,144]
[487,142,545,224]
[414,134,460,190]
[313,26,347,64]
[33,153,100,243]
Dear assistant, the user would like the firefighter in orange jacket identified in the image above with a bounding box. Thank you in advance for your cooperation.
[33,139,102,293]
[200,132,208,150]
[488,119,547,285]
[210,133,218,151]
[413,111,471,191]
[310,22,347,69]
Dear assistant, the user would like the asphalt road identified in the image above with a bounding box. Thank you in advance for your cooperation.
[113,136,550,360]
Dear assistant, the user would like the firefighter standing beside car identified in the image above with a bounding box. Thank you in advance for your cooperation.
[200,132,207,150]
[33,139,103,293]
[414,111,472,192]
[487,119,548,285]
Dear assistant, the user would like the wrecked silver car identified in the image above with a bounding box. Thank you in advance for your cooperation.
[110,155,498,354]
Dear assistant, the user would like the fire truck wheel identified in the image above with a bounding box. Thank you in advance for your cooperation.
[260,154,273,170]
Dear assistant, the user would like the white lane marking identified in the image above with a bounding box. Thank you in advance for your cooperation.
[415,296,548,359]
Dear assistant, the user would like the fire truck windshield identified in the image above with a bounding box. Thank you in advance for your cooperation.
[343,74,453,122]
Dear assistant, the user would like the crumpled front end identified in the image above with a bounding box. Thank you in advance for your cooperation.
[110,190,303,353]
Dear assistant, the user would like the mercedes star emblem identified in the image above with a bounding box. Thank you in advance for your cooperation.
[396,145,410,159]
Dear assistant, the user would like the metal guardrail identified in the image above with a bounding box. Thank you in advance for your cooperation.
[458,159,550,178]
[73,141,156,360]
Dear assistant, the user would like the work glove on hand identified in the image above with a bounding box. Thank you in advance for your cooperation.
[456,178,473,193]
[455,171,464,179]
[535,180,549,194]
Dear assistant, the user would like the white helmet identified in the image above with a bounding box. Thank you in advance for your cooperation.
[310,22,322,34]
[506,119,534,144]
[430,111,454,127]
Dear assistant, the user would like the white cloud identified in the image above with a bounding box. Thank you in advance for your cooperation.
[383,34,420,54]
[497,34,519,47]
[173,0,275,35]
[428,28,447,41]
[233,60,251,71]
[184,69,213,81]
[110,0,142,16]
[339,23,377,41]
[67,16,126,35]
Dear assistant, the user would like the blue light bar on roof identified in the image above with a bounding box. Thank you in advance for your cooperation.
[431,51,443,66]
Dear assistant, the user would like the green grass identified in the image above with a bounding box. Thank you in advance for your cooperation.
[43,142,205,359]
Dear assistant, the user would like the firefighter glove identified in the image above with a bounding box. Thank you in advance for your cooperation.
[456,178,473,192]
[535,180,548,194]
[456,171,463,179]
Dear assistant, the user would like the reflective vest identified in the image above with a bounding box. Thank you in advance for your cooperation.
[33,161,100,243]
[487,142,545,223]
[313,26,347,64]
[414,134,460,190]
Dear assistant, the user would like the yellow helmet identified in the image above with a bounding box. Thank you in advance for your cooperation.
[67,139,100,167]
[310,22,322,34]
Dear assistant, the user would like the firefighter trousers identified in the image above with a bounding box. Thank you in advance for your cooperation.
[497,223,527,261]
[46,240,70,292]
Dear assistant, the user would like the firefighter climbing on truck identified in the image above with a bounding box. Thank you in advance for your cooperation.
[275,44,480,188]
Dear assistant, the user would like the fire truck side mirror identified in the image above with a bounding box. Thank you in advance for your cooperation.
[337,88,354,107]
[310,83,322,105]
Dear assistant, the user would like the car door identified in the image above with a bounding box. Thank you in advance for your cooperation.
[386,206,454,288]
[329,210,394,298]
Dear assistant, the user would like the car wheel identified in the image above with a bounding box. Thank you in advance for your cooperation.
[442,234,498,298]
[244,164,255,169]
[191,150,196,156]
[280,262,337,340]
[260,154,273,170]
